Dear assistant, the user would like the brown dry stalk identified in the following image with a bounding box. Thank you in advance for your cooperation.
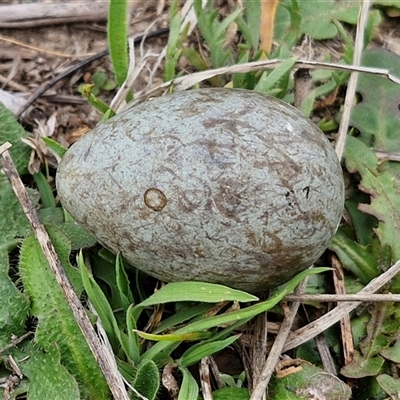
[0,142,129,400]
[259,0,280,56]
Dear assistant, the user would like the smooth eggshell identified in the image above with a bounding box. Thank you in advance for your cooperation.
[56,88,344,292]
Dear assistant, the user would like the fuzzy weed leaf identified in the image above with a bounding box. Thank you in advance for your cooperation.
[130,359,160,400]
[208,387,250,400]
[0,250,30,347]
[10,342,80,400]
[0,102,31,175]
[19,226,109,399]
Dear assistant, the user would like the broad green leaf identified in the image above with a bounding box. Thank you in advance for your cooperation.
[359,302,400,359]
[131,359,160,400]
[381,339,400,363]
[0,174,38,252]
[19,227,109,399]
[341,351,384,378]
[178,366,198,400]
[275,0,380,41]
[377,374,400,398]
[136,282,258,309]
[178,334,240,367]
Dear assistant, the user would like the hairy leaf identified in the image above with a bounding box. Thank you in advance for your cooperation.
[19,226,109,399]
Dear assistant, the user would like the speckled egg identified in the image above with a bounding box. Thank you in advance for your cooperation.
[56,88,344,292]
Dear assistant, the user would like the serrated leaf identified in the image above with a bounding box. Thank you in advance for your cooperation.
[0,102,31,174]
[344,136,400,262]
[19,226,109,399]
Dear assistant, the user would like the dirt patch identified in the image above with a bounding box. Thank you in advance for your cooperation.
[0,0,169,144]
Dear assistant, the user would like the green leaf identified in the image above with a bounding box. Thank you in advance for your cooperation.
[329,229,379,284]
[377,374,400,398]
[19,227,109,399]
[0,250,30,347]
[0,102,31,175]
[107,0,129,86]
[42,137,67,159]
[276,0,380,41]
[178,334,240,367]
[79,252,120,351]
[141,268,329,361]
[178,366,198,400]
[59,222,97,250]
[10,341,81,400]
[270,360,351,399]
[341,351,385,378]
[33,172,56,209]
[131,359,160,400]
[255,57,297,93]
[136,282,258,309]
[115,254,134,313]
[344,136,400,262]
[350,49,400,155]
[209,387,250,400]
[134,330,213,342]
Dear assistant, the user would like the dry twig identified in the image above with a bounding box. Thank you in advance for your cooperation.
[284,259,400,352]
